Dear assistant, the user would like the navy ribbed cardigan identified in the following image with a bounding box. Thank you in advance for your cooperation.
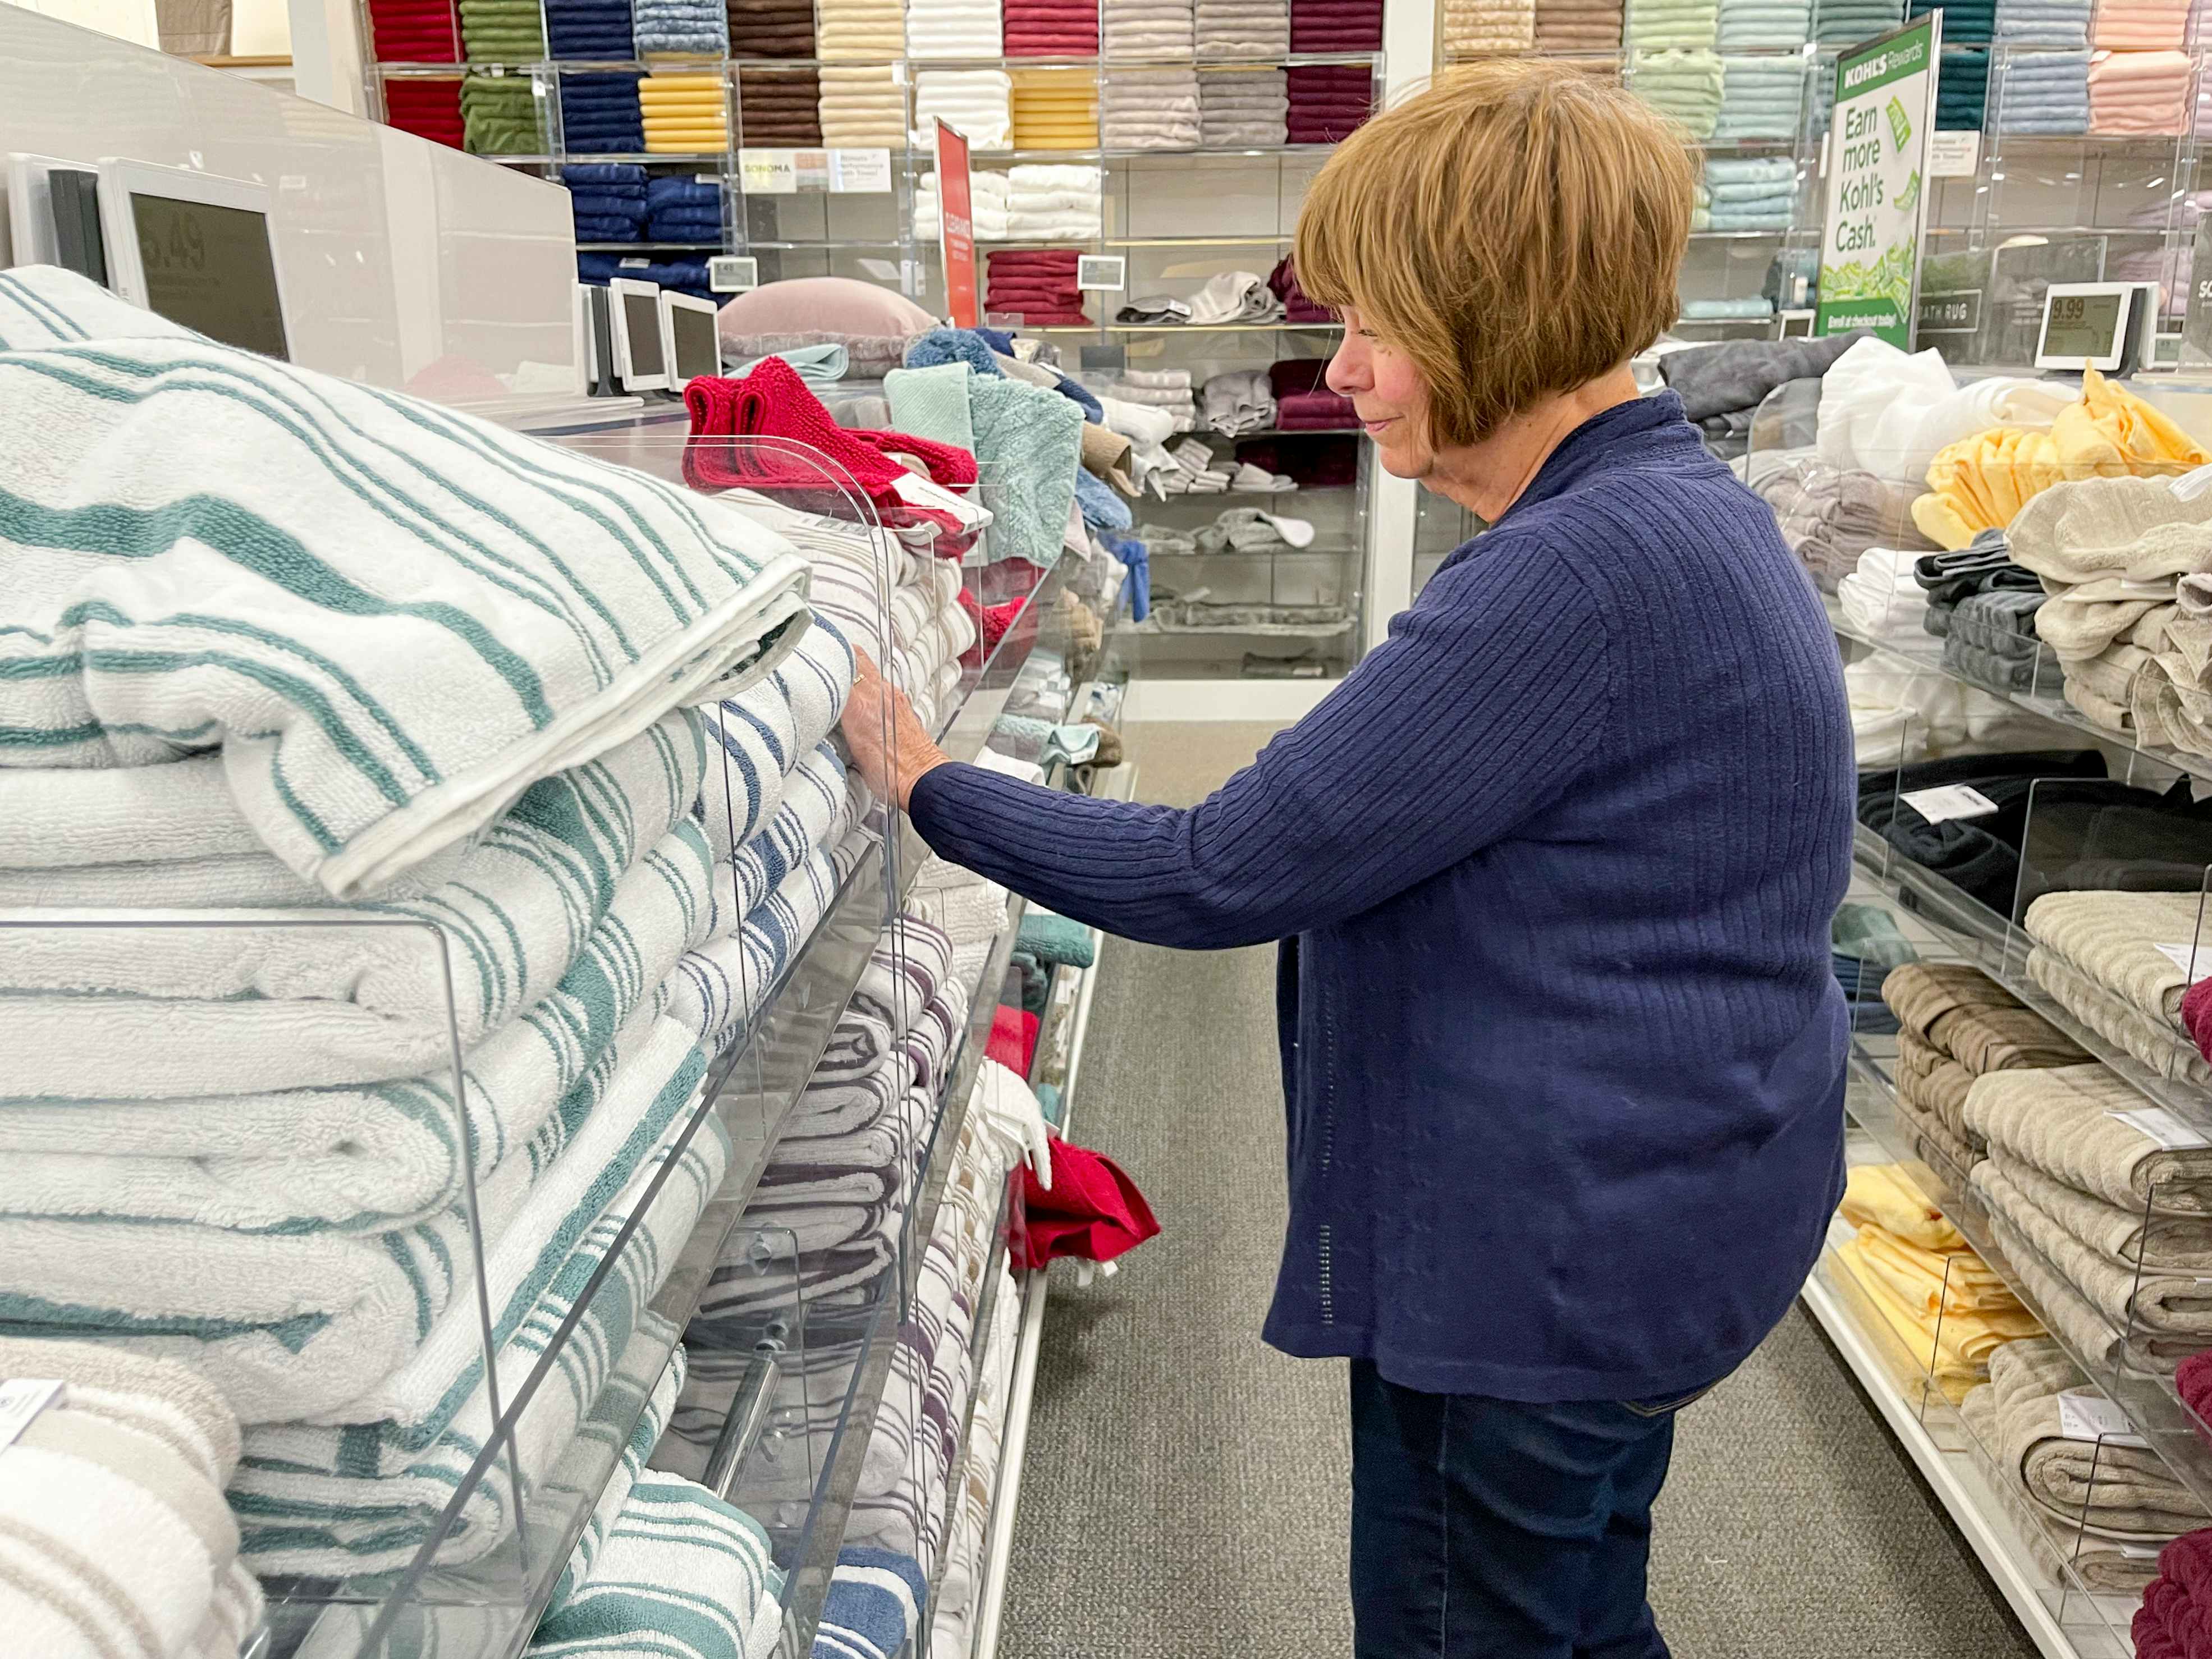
[910,392,1856,1400]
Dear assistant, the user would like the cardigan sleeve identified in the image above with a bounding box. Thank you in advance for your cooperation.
[907,534,1614,950]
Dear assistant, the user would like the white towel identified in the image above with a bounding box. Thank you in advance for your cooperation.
[231,1112,725,1575]
[700,613,855,862]
[0,266,812,901]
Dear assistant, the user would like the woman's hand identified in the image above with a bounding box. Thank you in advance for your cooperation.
[841,648,949,810]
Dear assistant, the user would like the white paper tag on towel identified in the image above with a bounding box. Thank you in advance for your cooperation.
[2058,1388,2150,1447]
[0,1379,62,1452]
[1899,784,1999,824]
[2152,943,2212,983]
[2110,1105,2212,1151]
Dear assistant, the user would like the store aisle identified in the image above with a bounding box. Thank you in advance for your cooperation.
[997,723,2041,1659]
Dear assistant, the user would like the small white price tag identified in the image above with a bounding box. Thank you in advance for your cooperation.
[617,257,652,271]
[1077,254,1126,292]
[2056,1387,2150,1447]
[830,148,892,193]
[1928,130,1980,178]
[0,1379,62,1452]
[2153,942,2212,983]
[708,256,759,294]
[2111,1106,2212,1151]
[1899,784,2000,824]
[693,173,721,188]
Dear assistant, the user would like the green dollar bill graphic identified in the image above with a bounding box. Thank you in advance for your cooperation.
[1895,168,1921,213]
[1886,94,1911,150]
[1822,241,1915,311]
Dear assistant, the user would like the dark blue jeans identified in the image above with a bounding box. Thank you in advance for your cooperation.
[1349,1360,1718,1658]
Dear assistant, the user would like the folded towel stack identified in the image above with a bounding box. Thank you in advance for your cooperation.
[915,166,1014,236]
[1199,64,1289,143]
[816,1548,931,1659]
[1238,432,1358,486]
[1934,45,1995,126]
[913,67,1016,149]
[1963,1340,2209,1591]
[2020,890,2212,1088]
[1717,0,1808,45]
[1285,62,1373,141]
[640,70,729,150]
[1271,355,1358,427]
[1713,53,1808,138]
[905,0,1003,54]
[644,171,722,242]
[1292,0,1383,48]
[1532,0,1623,48]
[1104,65,1201,148]
[1004,0,1100,53]
[1829,1163,2045,1401]
[370,0,457,58]
[1142,436,1235,494]
[1998,0,2090,43]
[459,0,544,58]
[1010,67,1100,148]
[1877,961,2091,1174]
[739,66,822,140]
[2132,1530,2212,1656]
[1202,367,1277,436]
[1997,45,2092,131]
[1008,160,1104,233]
[1197,0,1291,55]
[1813,0,1899,39]
[1913,0,1991,39]
[545,0,635,58]
[818,63,907,143]
[461,69,545,151]
[930,1260,1023,1658]
[0,1341,264,1659]
[1094,365,1198,429]
[1105,0,1196,57]
[566,160,649,241]
[384,77,466,146]
[817,0,906,57]
[0,268,818,1576]
[1966,1061,2212,1371]
[986,248,1092,322]
[1694,152,1796,228]
[634,0,729,54]
[2092,0,2191,47]
[1626,0,1717,46]
[559,72,647,155]
[1441,0,1538,48]
[727,0,814,54]
[1267,251,1330,321]
[2090,47,2193,133]
[1627,48,1725,136]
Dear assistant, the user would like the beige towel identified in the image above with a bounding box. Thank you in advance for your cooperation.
[1897,1032,1980,1151]
[1964,1062,2212,1213]
[1975,1158,2212,1339]
[1990,1152,2212,1270]
[1882,961,2091,1074]
[2025,943,2212,1089]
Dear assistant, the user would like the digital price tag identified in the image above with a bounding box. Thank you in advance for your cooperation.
[1077,254,1126,291]
[708,256,759,293]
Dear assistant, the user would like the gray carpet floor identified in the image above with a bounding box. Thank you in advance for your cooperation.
[996,723,2040,1659]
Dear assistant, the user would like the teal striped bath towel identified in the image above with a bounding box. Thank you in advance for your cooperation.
[702,614,856,864]
[231,1104,729,1575]
[0,722,715,1102]
[0,1002,704,1428]
[527,1469,784,1659]
[0,265,811,900]
[552,1344,686,1610]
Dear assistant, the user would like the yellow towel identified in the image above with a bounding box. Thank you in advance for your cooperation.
[1911,368,2211,549]
[1851,1225,2021,1317]
[1833,1232,2043,1401]
[1839,1163,1963,1252]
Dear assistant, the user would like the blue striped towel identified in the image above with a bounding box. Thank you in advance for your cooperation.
[528,1471,781,1659]
[812,1548,928,1659]
[231,1105,729,1575]
[0,264,812,901]
[706,743,859,930]
[0,712,708,1106]
[702,615,855,863]
[0,828,716,1425]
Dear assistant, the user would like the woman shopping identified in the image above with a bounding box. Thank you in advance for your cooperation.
[844,59,1856,1659]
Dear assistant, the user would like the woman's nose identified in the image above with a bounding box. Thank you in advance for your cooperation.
[1325,341,1366,396]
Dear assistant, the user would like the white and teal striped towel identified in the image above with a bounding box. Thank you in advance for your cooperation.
[702,615,855,864]
[0,735,715,1102]
[668,822,876,1050]
[231,1105,728,1575]
[550,1341,686,1608]
[0,265,811,900]
[526,1468,782,1659]
[0,1006,704,1428]
[0,815,716,1243]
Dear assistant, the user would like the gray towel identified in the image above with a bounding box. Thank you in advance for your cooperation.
[1655,330,1863,422]
[1964,1062,2212,1213]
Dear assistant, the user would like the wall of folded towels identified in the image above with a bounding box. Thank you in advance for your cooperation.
[0,258,1150,1659]
[1647,315,2212,1657]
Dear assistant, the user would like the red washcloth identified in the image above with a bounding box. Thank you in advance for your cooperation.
[2183,977,2212,1065]
[1014,1139,1161,1270]
[988,1004,1041,1075]
[2135,1578,2190,1659]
